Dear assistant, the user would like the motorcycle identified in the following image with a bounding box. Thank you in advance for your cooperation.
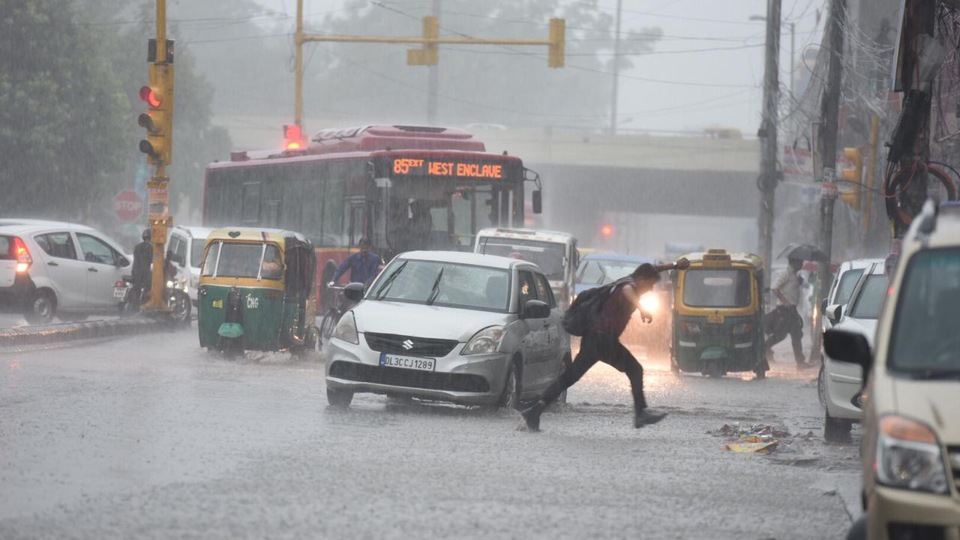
[113,274,191,326]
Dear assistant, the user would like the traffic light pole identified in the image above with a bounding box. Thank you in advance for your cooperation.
[145,0,173,312]
[292,0,564,136]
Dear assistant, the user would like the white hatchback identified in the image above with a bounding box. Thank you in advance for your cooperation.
[0,221,132,324]
[167,225,214,307]
[324,251,571,409]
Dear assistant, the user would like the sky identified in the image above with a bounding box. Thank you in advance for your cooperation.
[252,0,827,137]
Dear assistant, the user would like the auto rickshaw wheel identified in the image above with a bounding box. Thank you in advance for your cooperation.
[219,337,244,359]
[706,361,723,378]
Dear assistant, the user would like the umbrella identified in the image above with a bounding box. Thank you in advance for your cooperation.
[777,243,829,262]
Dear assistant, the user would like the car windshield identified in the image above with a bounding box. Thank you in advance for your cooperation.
[369,258,511,312]
[477,238,564,280]
[889,248,960,373]
[833,268,865,305]
[682,268,752,308]
[847,274,887,319]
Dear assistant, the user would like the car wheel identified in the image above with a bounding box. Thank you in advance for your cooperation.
[824,408,852,442]
[498,361,521,410]
[24,289,56,325]
[327,387,353,408]
[817,362,827,408]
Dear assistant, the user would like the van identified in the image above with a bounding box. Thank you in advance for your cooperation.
[825,200,960,538]
[167,225,214,308]
[474,228,578,310]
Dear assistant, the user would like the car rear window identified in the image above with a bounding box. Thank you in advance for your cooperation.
[0,236,11,259]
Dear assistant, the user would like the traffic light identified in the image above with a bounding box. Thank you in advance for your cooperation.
[840,147,863,210]
[548,18,565,68]
[139,62,172,166]
[601,224,614,238]
[284,124,304,150]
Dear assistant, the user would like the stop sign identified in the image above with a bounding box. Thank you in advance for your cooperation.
[113,190,144,222]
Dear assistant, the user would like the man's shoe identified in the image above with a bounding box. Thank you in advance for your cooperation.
[520,403,543,432]
[634,410,667,428]
[797,362,815,371]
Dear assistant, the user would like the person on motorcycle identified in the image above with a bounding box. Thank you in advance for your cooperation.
[131,229,152,306]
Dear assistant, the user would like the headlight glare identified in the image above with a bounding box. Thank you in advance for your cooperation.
[333,311,359,345]
[461,326,505,355]
[639,292,660,314]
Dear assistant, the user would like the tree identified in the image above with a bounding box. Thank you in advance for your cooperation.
[0,0,128,218]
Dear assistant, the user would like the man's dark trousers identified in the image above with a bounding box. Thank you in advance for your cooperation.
[539,331,647,413]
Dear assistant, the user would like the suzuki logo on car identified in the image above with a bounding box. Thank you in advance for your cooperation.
[402,339,414,350]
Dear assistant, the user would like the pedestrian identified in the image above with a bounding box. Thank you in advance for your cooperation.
[765,257,809,370]
[260,248,283,279]
[520,262,669,432]
[329,237,381,288]
[131,228,153,306]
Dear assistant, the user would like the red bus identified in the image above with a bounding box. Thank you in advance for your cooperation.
[202,124,542,304]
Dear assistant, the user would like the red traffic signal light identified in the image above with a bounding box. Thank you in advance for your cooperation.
[601,224,614,237]
[284,124,304,150]
[139,86,161,108]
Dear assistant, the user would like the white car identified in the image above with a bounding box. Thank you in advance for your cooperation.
[166,225,214,307]
[819,260,887,442]
[0,221,132,324]
[324,250,571,409]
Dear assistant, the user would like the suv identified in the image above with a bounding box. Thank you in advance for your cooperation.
[818,260,887,442]
[825,200,960,538]
[474,228,579,310]
[0,221,132,324]
[167,225,214,307]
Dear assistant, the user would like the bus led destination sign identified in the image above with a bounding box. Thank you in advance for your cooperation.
[392,158,503,179]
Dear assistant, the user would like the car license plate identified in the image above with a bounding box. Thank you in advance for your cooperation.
[379,352,435,372]
[114,287,128,299]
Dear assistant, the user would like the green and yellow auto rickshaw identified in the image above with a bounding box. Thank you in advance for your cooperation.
[670,249,767,378]
[197,228,320,357]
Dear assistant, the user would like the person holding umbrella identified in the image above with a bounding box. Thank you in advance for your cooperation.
[765,255,811,370]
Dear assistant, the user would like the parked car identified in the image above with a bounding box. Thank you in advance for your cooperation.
[474,228,579,310]
[821,258,883,333]
[825,200,960,538]
[166,225,214,307]
[0,221,132,324]
[818,259,887,442]
[324,250,572,409]
[574,252,669,357]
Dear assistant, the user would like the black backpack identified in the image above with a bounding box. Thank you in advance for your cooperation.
[562,278,629,336]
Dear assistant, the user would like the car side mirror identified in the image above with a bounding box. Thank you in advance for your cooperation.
[823,329,873,387]
[532,190,542,214]
[825,303,843,324]
[522,299,550,319]
[343,282,365,303]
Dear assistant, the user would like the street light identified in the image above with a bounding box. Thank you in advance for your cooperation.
[750,15,795,100]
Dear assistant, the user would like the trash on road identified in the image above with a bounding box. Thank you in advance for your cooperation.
[715,422,791,454]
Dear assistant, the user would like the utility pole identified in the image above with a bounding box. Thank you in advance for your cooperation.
[810,0,846,362]
[758,0,781,284]
[610,0,623,135]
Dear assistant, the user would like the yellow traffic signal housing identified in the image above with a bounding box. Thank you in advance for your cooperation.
[548,18,565,68]
[407,16,439,66]
[840,147,863,210]
[139,62,174,166]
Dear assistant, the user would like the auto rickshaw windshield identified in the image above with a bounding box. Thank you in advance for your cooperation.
[202,241,282,279]
[682,268,753,308]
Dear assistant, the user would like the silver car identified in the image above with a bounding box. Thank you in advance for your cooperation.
[324,251,571,409]
[819,260,887,441]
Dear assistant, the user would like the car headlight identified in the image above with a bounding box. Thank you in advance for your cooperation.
[461,326,505,355]
[875,415,950,495]
[639,292,660,314]
[333,312,359,345]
